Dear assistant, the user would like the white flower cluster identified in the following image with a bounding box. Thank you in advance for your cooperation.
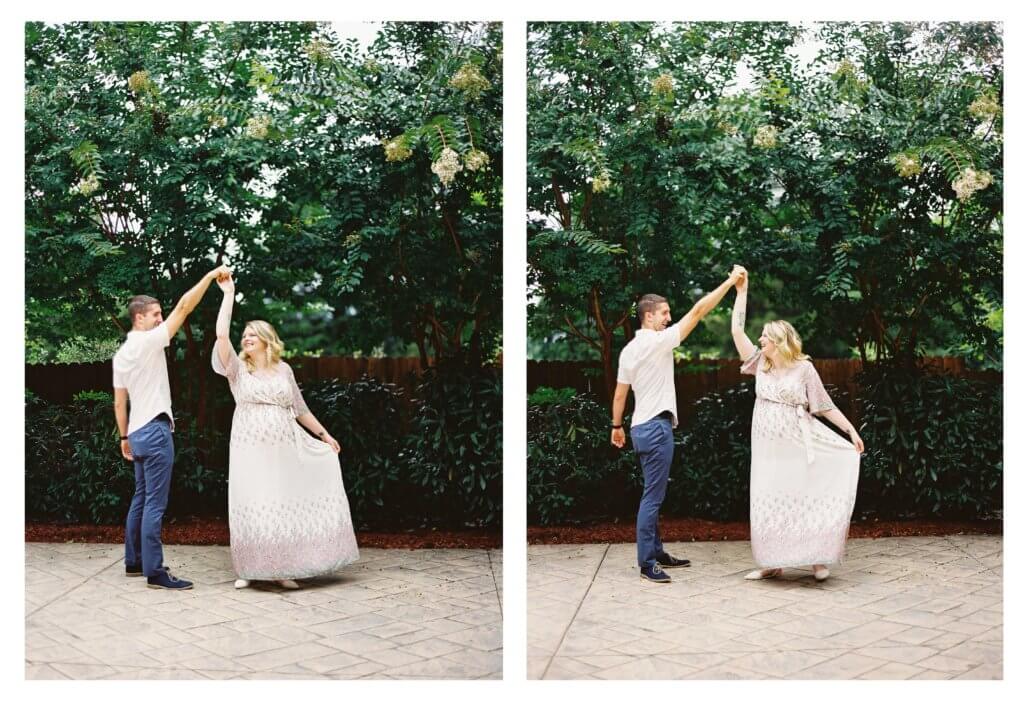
[834,59,857,80]
[717,121,739,136]
[952,167,994,202]
[344,233,362,248]
[753,125,779,149]
[592,171,612,193]
[449,63,490,99]
[383,136,412,162]
[892,153,922,178]
[71,174,100,197]
[465,149,490,171]
[305,39,332,64]
[128,70,153,94]
[208,114,227,129]
[26,86,43,109]
[431,147,463,186]
[245,114,271,140]
[968,93,1000,122]
[651,73,674,97]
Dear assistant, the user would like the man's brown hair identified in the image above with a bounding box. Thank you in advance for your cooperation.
[637,294,667,324]
[128,295,159,325]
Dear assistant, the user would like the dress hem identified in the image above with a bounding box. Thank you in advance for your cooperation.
[235,553,360,580]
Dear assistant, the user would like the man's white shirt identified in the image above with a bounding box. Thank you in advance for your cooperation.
[616,321,683,428]
[113,325,174,435]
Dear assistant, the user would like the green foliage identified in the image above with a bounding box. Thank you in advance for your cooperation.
[25,391,133,523]
[26,20,502,383]
[527,386,577,406]
[527,392,639,525]
[301,376,406,526]
[856,364,1002,518]
[528,22,807,396]
[403,363,503,527]
[674,383,756,520]
[527,372,1001,525]
[528,21,1003,381]
[26,369,505,528]
[531,229,625,255]
[24,391,227,524]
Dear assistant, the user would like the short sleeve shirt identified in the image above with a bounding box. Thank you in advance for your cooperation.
[616,322,683,428]
[112,325,174,435]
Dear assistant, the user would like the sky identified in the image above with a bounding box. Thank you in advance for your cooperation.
[332,22,383,50]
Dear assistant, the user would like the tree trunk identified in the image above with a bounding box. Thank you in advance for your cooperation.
[600,330,615,405]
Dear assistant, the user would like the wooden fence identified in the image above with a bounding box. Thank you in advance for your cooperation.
[528,357,1000,426]
[25,356,426,404]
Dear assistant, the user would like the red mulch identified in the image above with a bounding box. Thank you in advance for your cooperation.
[25,517,501,549]
[528,516,1002,544]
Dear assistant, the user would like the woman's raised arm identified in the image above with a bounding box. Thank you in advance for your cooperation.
[731,271,757,361]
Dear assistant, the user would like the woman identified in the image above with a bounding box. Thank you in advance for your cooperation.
[212,273,359,589]
[731,271,864,582]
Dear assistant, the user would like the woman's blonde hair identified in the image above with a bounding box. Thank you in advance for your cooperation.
[762,320,810,371]
[239,320,284,371]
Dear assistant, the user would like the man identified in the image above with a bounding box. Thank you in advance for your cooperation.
[113,265,231,590]
[611,266,747,583]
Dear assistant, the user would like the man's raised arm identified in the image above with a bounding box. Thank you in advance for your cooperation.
[674,265,746,344]
[163,264,232,338]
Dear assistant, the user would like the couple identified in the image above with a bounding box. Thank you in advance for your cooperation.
[113,266,359,591]
[611,266,864,584]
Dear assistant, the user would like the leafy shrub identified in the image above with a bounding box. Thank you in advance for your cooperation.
[25,391,228,524]
[26,365,506,529]
[527,368,1002,525]
[26,391,135,523]
[166,416,229,518]
[403,362,503,527]
[673,382,756,520]
[527,392,639,524]
[302,375,405,527]
[856,363,1002,518]
[527,386,577,406]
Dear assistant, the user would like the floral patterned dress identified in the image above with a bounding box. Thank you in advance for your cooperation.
[213,350,359,580]
[741,351,860,568]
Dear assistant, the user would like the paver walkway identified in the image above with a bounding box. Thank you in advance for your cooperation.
[529,536,1000,680]
[26,543,502,679]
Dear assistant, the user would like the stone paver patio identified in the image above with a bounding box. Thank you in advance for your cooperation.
[529,536,1000,680]
[26,543,501,679]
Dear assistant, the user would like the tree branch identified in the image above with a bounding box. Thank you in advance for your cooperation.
[563,314,602,351]
[550,175,571,230]
[442,210,464,258]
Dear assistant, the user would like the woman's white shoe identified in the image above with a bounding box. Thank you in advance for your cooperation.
[234,578,250,589]
[813,566,830,581]
[277,579,300,589]
[744,568,782,580]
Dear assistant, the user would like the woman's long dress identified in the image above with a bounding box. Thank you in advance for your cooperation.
[213,350,359,579]
[742,351,860,568]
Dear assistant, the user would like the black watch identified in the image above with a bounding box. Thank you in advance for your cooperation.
[611,424,622,429]
[120,436,128,441]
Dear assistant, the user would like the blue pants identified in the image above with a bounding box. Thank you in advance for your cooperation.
[124,416,174,577]
[631,415,674,569]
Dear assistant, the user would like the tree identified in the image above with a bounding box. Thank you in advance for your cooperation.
[773,22,1002,367]
[26,21,503,428]
[279,22,503,367]
[527,21,1003,401]
[528,22,804,399]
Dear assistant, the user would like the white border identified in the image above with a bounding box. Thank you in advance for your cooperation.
[2,1,1018,699]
